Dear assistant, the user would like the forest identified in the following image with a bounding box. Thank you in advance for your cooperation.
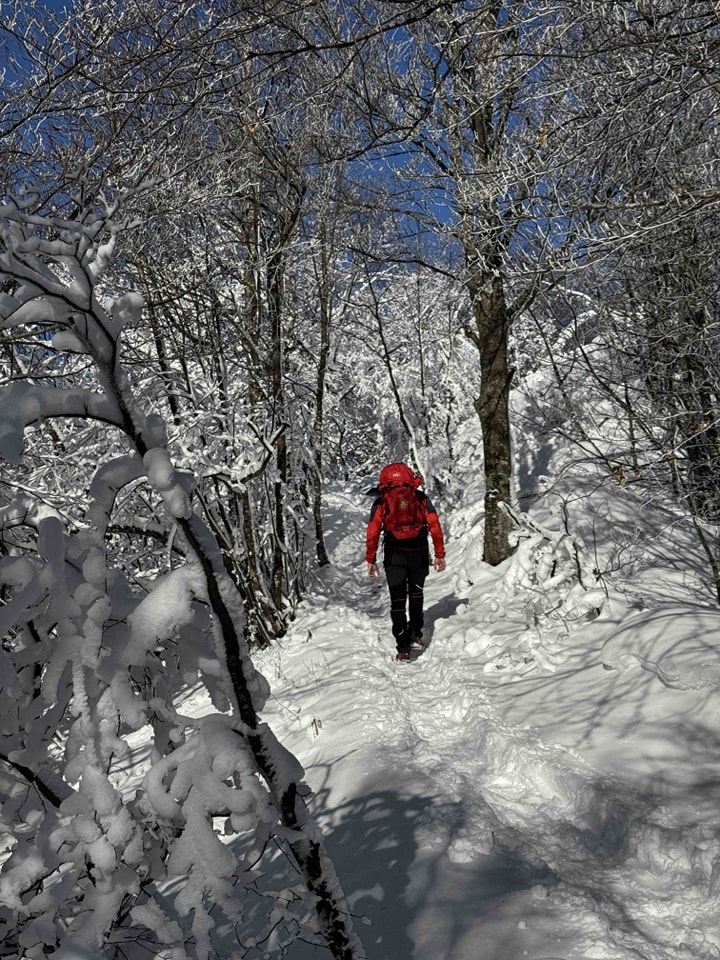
[0,1,718,958]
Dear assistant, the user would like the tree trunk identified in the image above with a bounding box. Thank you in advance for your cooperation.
[465,247,515,565]
[268,246,288,609]
[105,343,362,958]
[313,241,331,567]
[179,515,361,959]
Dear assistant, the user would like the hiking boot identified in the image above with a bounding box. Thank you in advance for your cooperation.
[395,649,412,662]
[411,632,424,647]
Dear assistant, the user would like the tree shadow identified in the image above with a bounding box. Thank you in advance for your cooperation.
[204,757,564,959]
[495,606,720,781]
[432,604,720,957]
[291,770,559,960]
[202,782,426,959]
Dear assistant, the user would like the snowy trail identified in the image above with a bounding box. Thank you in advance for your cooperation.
[255,485,720,960]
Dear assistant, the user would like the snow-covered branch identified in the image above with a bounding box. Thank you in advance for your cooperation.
[0,187,362,958]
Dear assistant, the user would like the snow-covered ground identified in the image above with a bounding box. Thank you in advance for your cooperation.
[244,479,720,960]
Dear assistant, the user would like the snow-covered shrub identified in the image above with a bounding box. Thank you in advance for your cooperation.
[504,507,606,630]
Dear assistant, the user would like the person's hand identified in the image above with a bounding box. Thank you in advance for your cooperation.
[433,557,446,572]
[367,562,379,578]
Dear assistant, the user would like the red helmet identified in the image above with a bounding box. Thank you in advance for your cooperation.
[379,463,416,487]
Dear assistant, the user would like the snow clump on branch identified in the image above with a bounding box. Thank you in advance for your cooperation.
[143,447,193,519]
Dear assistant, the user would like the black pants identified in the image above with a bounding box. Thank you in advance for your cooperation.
[384,549,429,650]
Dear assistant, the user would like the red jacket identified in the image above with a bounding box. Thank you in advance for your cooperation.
[365,490,445,564]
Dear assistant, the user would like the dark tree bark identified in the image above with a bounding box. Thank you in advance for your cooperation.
[464,251,515,565]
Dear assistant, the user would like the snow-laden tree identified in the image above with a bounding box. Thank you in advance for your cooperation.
[337,262,478,491]
[510,0,720,600]
[0,0,380,638]
[0,189,362,958]
[342,0,582,564]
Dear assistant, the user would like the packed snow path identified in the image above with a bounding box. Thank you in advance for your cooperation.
[254,486,720,960]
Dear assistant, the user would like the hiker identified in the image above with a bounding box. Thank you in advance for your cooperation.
[365,463,446,661]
